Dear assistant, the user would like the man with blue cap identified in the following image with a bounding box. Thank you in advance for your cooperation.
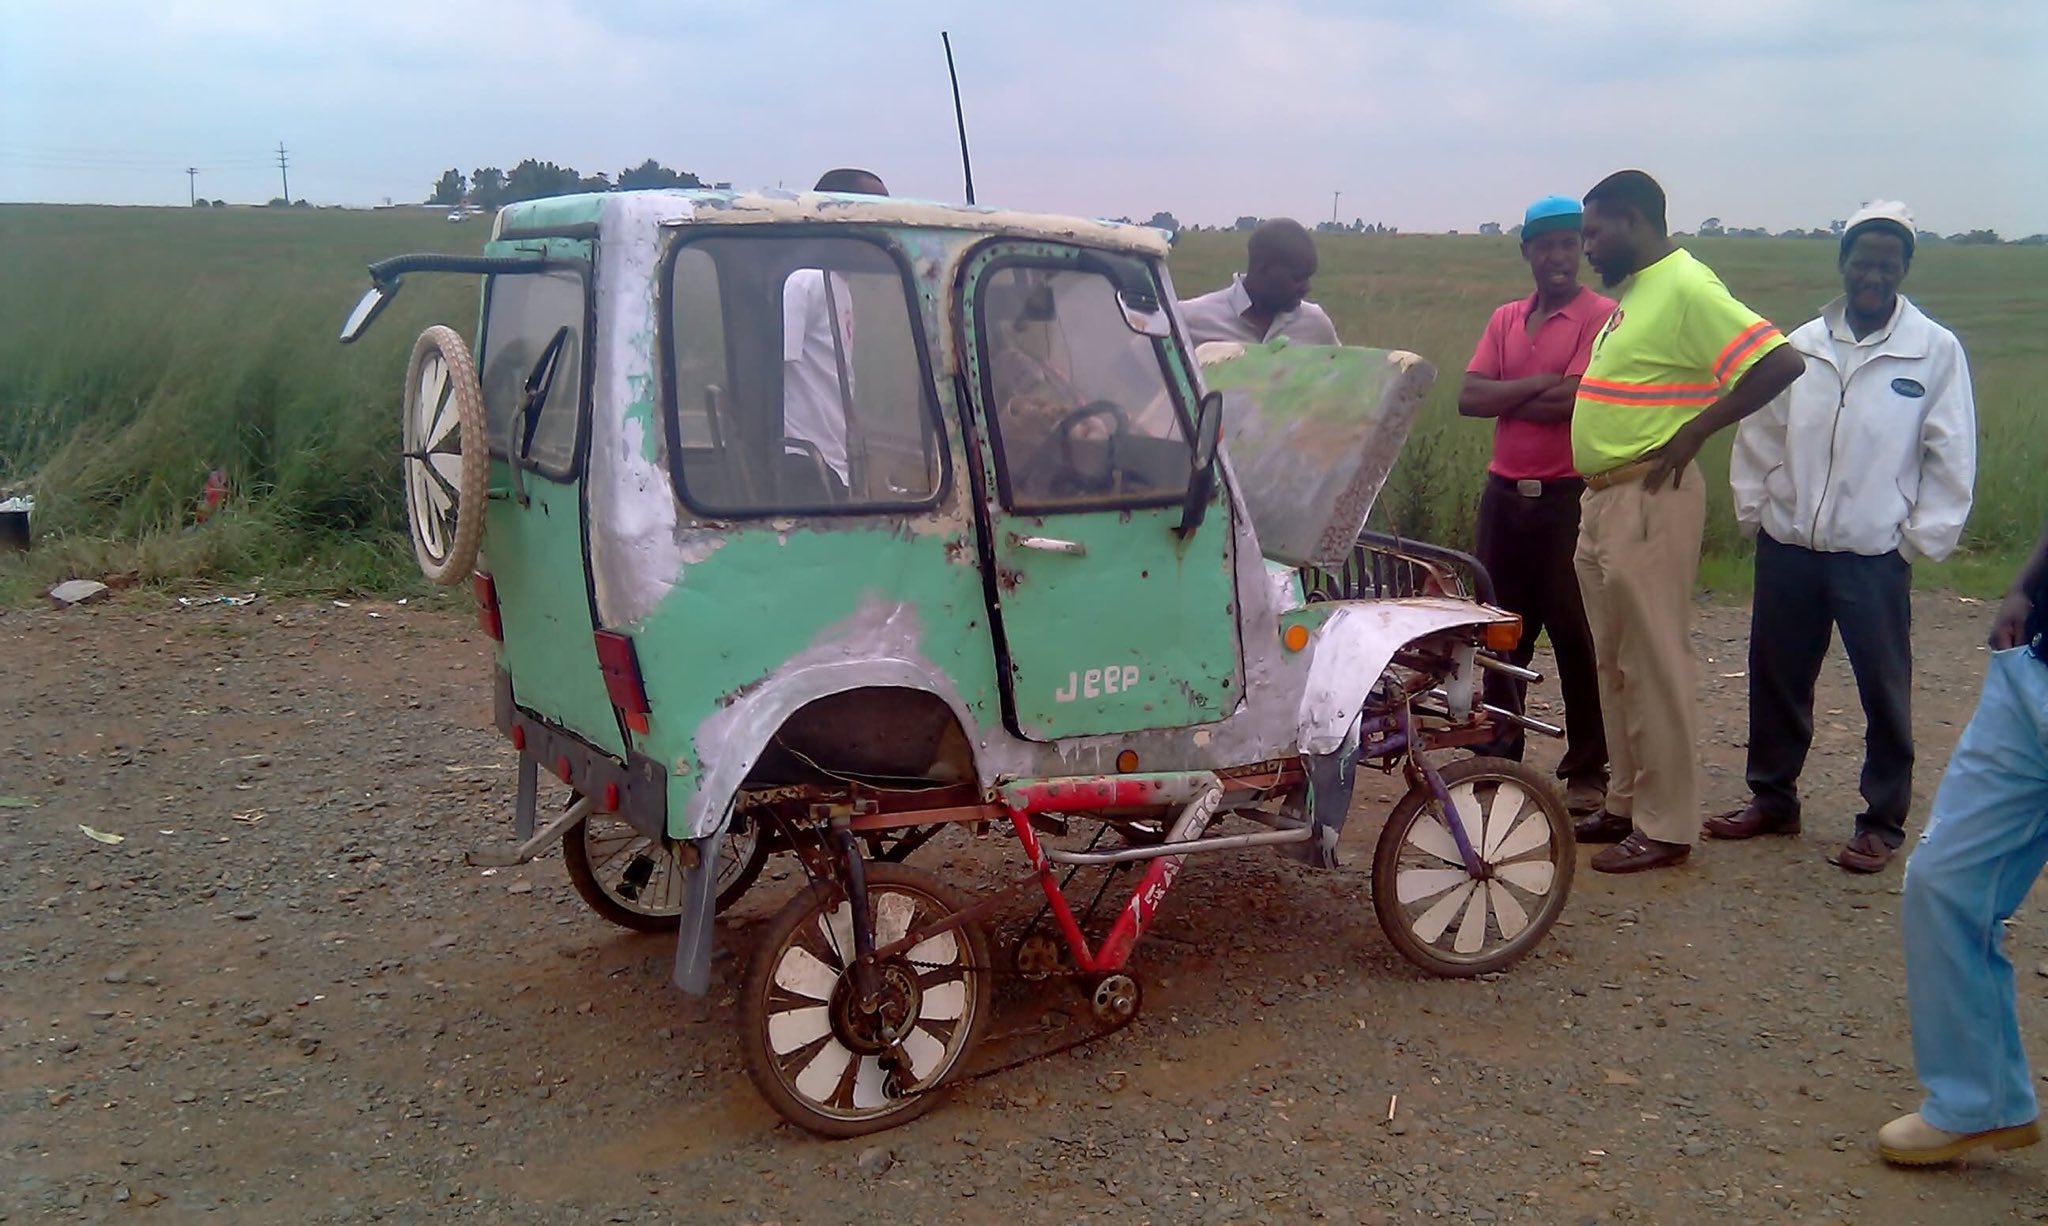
[1457,195,1617,816]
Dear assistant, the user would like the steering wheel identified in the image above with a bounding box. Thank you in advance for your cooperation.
[1018,400,1151,500]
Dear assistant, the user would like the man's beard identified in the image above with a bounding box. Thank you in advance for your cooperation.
[1594,248,1636,289]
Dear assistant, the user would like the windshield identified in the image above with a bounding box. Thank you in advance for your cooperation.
[974,261,1192,511]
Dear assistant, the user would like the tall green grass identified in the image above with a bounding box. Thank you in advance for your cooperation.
[0,204,473,593]
[0,206,2041,597]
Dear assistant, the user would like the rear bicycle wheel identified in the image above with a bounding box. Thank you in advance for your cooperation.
[738,862,991,1137]
[561,810,769,931]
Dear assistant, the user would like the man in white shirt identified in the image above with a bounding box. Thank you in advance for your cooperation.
[1712,200,1977,873]
[782,168,887,502]
[1177,219,1340,348]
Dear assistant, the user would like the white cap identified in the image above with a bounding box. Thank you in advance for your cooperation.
[1845,199,1915,238]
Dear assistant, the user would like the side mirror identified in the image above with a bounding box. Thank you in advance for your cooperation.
[1177,390,1225,538]
[339,282,397,345]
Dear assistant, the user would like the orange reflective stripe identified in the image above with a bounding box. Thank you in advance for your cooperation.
[1577,378,1721,407]
[1713,321,1780,382]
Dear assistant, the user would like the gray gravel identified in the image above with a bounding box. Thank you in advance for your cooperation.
[2,590,2044,1223]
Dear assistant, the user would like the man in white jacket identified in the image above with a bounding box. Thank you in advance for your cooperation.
[1713,200,1977,873]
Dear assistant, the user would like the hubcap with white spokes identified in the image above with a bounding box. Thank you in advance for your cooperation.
[405,349,466,566]
[1390,776,1560,964]
[761,887,977,1122]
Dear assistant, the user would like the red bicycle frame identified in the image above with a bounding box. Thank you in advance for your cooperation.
[999,772,1224,975]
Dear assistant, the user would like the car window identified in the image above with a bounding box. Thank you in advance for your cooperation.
[478,268,585,477]
[976,264,1191,511]
[666,235,944,515]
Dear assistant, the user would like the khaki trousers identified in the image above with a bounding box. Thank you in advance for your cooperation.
[1573,463,1706,845]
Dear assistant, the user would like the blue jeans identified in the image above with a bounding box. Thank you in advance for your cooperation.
[1903,645,2048,1133]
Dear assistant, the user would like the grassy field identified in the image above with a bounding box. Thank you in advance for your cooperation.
[1,204,2042,599]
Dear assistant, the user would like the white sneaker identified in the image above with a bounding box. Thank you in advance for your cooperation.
[1877,1111,2041,1165]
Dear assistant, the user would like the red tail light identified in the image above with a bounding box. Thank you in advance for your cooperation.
[472,572,503,642]
[593,630,652,734]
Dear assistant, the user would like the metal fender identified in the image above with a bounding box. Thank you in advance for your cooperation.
[675,601,984,842]
[1295,597,1515,755]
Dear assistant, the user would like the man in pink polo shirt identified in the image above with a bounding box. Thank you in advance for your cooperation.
[1459,195,1617,816]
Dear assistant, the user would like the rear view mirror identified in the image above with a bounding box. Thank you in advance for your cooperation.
[339,283,397,344]
[1177,390,1225,538]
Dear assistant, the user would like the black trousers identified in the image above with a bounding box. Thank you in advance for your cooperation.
[1474,474,1608,785]
[1746,533,1914,846]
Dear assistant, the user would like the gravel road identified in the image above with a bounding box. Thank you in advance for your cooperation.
[4,590,2045,1224]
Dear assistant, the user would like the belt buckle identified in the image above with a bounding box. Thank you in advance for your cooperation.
[1515,479,1544,498]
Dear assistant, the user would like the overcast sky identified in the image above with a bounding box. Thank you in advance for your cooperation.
[5,0,2043,235]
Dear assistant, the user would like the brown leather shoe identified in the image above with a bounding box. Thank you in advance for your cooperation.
[1702,801,1801,840]
[1574,810,1633,844]
[1591,830,1693,874]
[1835,831,1898,873]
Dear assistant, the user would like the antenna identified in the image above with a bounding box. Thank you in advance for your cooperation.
[941,32,975,205]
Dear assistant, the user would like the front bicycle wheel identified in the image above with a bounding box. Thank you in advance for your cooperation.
[1371,756,1575,977]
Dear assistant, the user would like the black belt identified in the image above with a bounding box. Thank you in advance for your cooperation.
[1488,473,1585,498]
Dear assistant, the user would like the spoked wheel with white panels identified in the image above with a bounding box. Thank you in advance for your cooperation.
[1372,756,1575,977]
[739,862,992,1137]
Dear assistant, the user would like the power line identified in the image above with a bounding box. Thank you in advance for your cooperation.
[276,141,290,204]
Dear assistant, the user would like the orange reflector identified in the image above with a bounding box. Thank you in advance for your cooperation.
[1115,749,1140,773]
[1484,616,1522,653]
[1282,623,1310,653]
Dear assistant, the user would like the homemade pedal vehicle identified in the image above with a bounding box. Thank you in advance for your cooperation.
[339,189,1574,1136]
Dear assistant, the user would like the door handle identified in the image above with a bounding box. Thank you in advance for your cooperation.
[1011,534,1086,557]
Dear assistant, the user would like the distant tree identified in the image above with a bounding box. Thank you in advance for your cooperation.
[616,158,701,191]
[266,197,289,208]
[1315,220,1346,234]
[1776,229,1806,240]
[1478,221,1502,236]
[293,199,309,208]
[1951,229,2003,245]
[1916,229,1946,246]
[470,167,507,209]
[578,172,613,193]
[191,197,207,208]
[1232,215,1260,232]
[1699,216,1725,236]
[2017,233,2048,247]
[428,168,466,206]
[1144,210,1180,233]
[210,198,225,208]
[503,159,583,203]
[1108,215,1133,225]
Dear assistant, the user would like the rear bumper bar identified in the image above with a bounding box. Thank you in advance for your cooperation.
[494,667,668,841]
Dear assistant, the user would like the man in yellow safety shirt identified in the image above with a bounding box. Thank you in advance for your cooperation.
[1569,170,1807,873]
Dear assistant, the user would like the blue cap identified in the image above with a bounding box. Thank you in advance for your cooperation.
[1522,195,1582,240]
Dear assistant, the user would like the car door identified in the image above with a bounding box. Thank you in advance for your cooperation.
[959,243,1243,741]
[476,237,627,758]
